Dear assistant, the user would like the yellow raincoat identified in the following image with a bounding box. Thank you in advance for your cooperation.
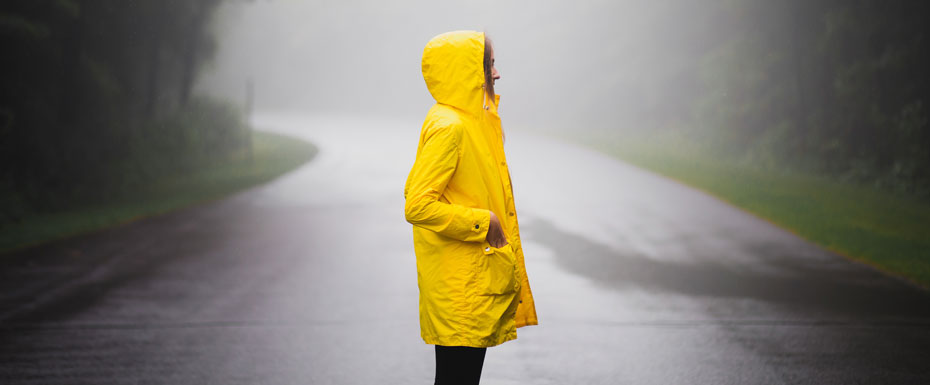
[404,30,538,348]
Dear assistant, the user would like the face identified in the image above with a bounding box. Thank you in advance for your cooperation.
[488,44,500,85]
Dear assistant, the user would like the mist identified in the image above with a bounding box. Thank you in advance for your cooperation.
[4,2,930,382]
[198,0,708,133]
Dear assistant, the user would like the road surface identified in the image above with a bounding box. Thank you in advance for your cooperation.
[1,114,929,384]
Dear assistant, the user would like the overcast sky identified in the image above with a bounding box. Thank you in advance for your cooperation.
[197,0,719,134]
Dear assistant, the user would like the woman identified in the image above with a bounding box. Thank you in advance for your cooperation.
[404,30,538,384]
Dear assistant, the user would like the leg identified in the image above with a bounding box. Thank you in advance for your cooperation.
[434,345,488,385]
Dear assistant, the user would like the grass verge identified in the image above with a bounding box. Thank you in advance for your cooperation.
[584,136,930,289]
[0,130,318,254]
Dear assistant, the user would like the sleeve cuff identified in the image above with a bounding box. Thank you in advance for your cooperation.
[466,208,491,243]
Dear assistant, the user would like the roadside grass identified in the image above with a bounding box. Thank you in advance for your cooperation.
[0,130,317,254]
[583,136,930,289]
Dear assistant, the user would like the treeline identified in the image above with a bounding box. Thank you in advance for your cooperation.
[0,0,249,223]
[645,0,930,198]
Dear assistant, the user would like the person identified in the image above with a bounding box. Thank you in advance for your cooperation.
[404,30,538,385]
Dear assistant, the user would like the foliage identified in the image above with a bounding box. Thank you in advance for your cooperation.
[644,0,930,199]
[0,131,318,254]
[0,0,234,224]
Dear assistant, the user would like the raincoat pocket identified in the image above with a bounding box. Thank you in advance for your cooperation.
[478,243,519,295]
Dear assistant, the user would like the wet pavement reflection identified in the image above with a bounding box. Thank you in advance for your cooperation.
[0,114,928,384]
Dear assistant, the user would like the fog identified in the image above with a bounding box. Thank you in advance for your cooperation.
[197,0,709,134]
[3,2,930,382]
[194,0,930,197]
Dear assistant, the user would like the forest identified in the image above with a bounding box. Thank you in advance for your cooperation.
[2,0,929,230]
[0,0,248,225]
[642,0,930,198]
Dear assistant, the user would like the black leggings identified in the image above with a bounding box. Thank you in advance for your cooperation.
[434,345,487,385]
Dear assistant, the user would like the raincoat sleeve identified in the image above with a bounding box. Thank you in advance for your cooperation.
[404,122,491,243]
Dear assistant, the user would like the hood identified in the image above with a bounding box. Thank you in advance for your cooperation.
[421,30,492,115]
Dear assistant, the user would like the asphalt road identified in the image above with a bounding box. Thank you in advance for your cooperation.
[1,114,929,384]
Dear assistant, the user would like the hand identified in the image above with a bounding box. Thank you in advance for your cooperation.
[486,211,509,248]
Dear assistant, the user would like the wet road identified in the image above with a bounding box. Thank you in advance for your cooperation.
[1,114,929,384]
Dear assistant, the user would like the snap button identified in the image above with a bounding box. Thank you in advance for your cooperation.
[475,224,479,229]
[509,212,514,216]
